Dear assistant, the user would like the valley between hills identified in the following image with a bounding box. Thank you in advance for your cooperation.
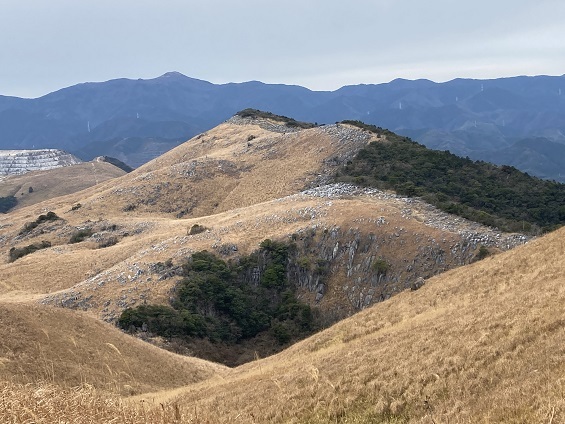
[0,112,564,422]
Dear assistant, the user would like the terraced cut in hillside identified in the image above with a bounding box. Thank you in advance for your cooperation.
[0,149,82,176]
[0,113,558,422]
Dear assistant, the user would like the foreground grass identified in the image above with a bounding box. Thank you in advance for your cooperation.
[3,226,565,423]
[146,227,565,423]
[3,227,565,423]
[0,381,168,424]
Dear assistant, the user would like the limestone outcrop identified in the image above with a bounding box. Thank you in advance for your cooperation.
[0,149,82,176]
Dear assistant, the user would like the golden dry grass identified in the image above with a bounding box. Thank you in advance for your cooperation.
[0,121,376,304]
[0,381,177,424]
[0,161,126,210]
[123,226,565,423]
[0,302,226,394]
[0,121,425,314]
[0,191,500,322]
[2,226,563,422]
[21,121,376,220]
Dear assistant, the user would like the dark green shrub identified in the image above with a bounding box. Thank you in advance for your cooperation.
[69,228,94,244]
[475,245,490,261]
[297,256,311,269]
[0,196,17,214]
[372,258,390,275]
[315,259,329,276]
[188,224,207,235]
[118,305,205,337]
[118,241,318,351]
[336,120,565,234]
[272,322,291,345]
[19,212,60,235]
[236,109,317,129]
[340,120,399,139]
[9,241,51,262]
[98,236,118,249]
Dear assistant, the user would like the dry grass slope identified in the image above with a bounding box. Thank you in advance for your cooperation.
[0,160,126,210]
[0,121,410,319]
[37,120,375,219]
[0,381,174,424]
[0,303,226,395]
[131,226,563,423]
[2,226,563,422]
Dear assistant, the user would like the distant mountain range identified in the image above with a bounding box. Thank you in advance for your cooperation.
[1,72,564,180]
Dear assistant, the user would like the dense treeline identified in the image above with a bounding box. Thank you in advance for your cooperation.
[338,121,565,234]
[118,240,317,353]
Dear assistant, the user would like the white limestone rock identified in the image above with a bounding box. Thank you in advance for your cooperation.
[0,149,82,176]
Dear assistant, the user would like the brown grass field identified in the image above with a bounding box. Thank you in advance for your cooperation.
[1,226,564,422]
[0,117,563,422]
[0,160,126,210]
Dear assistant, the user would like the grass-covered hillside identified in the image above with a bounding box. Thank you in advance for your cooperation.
[337,120,565,234]
[6,223,565,423]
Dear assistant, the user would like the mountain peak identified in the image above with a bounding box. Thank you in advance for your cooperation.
[154,71,213,87]
[159,71,187,79]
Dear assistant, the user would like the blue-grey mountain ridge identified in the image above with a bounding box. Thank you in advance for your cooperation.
[1,72,564,181]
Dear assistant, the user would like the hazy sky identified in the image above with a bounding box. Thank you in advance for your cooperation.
[1,0,564,98]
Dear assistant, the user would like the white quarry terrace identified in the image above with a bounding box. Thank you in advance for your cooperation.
[0,149,82,176]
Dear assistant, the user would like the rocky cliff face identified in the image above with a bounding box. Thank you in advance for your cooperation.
[286,221,526,322]
[0,149,82,176]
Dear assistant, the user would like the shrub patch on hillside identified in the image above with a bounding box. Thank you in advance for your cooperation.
[118,240,319,364]
[9,241,51,262]
[18,212,60,236]
[0,196,17,213]
[236,109,317,129]
[69,228,94,244]
[337,121,565,234]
